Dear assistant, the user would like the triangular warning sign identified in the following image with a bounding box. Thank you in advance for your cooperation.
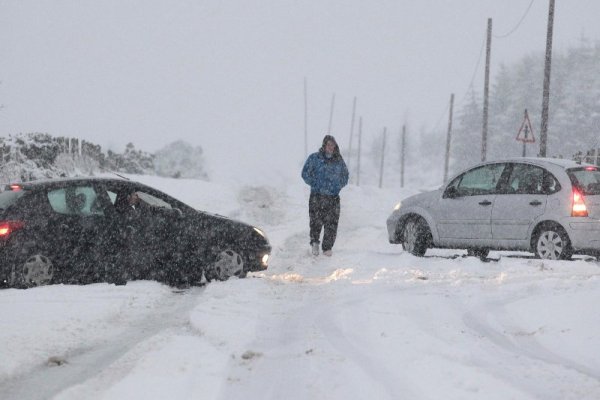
[516,110,535,143]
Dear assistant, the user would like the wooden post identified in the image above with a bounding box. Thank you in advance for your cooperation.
[348,96,357,159]
[482,18,492,162]
[443,94,455,183]
[401,125,406,188]
[357,117,362,186]
[379,127,387,189]
[522,109,531,157]
[328,93,336,134]
[539,0,555,157]
[304,77,308,158]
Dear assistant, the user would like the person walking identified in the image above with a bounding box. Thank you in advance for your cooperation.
[301,135,349,256]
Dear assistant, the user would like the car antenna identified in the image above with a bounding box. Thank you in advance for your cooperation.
[98,166,130,180]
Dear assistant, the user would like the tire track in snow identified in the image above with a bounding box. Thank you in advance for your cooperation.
[315,298,420,400]
[0,287,203,400]
[462,295,600,399]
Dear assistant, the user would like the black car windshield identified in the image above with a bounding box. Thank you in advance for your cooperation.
[0,190,25,212]
[567,167,600,195]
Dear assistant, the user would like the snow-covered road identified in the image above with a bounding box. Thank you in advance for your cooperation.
[2,176,600,399]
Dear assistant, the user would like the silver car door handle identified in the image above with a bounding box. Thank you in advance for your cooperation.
[478,200,492,206]
[529,200,542,206]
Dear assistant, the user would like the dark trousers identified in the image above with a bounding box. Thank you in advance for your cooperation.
[309,192,340,251]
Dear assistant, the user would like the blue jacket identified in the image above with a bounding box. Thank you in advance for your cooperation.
[302,151,349,196]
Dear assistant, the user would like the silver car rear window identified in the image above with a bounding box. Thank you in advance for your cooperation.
[567,167,600,195]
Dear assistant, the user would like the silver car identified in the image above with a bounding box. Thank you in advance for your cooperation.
[387,157,600,259]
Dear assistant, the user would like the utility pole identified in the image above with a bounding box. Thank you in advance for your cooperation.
[327,93,336,134]
[379,127,387,189]
[347,97,356,184]
[348,96,357,162]
[357,117,362,186]
[400,125,406,188]
[444,93,455,183]
[304,77,308,158]
[539,0,555,157]
[482,18,492,162]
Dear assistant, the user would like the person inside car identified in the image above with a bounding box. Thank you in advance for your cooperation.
[72,193,87,214]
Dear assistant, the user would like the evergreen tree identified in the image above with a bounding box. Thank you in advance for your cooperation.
[453,41,600,162]
[154,140,208,180]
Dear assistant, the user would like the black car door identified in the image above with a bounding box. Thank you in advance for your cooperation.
[45,184,113,283]
[132,189,186,273]
[103,183,186,281]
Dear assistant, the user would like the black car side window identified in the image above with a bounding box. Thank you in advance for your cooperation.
[47,186,105,216]
[137,191,173,209]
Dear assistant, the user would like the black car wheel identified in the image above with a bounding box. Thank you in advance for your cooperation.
[402,217,430,257]
[11,254,54,288]
[206,249,245,281]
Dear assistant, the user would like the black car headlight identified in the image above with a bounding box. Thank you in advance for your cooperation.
[261,253,270,267]
[253,227,267,240]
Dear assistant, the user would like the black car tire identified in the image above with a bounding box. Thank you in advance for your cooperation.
[467,248,489,259]
[401,217,430,257]
[534,226,572,260]
[105,266,128,286]
[10,253,54,288]
[205,249,245,282]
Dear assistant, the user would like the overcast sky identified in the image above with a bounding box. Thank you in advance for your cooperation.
[1,0,600,175]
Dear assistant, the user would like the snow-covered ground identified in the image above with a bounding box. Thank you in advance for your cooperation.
[2,173,600,400]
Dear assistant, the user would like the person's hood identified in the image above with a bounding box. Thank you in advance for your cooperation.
[319,135,342,160]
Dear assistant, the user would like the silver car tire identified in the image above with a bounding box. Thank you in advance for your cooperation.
[402,218,429,257]
[11,254,54,288]
[208,249,244,281]
[535,228,572,260]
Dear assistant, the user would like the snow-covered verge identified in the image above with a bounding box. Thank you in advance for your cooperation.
[1,175,600,400]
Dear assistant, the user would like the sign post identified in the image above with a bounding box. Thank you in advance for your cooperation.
[516,109,536,157]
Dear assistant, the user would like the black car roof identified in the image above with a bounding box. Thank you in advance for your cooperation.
[5,177,136,191]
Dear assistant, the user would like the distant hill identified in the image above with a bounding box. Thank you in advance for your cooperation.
[0,133,208,183]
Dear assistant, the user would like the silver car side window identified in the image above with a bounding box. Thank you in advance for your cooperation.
[508,164,545,194]
[455,163,506,196]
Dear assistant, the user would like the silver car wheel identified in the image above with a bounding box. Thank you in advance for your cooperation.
[14,254,54,287]
[212,250,244,280]
[536,230,564,260]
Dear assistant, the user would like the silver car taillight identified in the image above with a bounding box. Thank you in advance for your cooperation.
[571,189,588,217]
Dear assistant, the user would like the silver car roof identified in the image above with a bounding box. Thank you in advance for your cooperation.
[446,157,595,185]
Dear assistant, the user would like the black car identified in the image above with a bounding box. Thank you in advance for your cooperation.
[0,177,271,288]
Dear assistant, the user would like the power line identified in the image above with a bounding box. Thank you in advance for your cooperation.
[494,0,535,39]
[429,0,534,134]
[458,32,487,107]
[430,31,487,133]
